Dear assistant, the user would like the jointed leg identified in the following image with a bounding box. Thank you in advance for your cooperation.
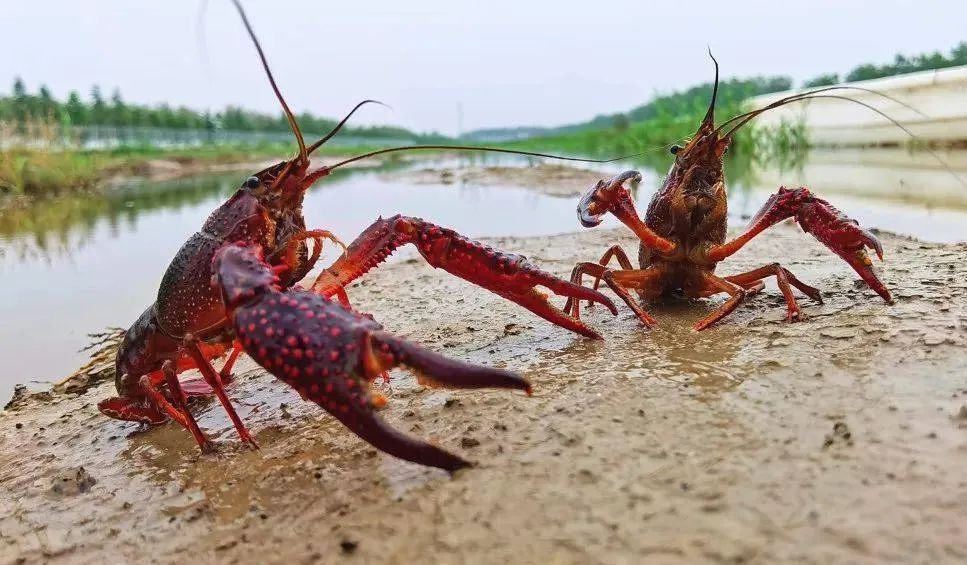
[693,273,747,331]
[157,361,214,451]
[183,334,258,447]
[589,245,635,294]
[725,263,822,322]
[566,262,661,327]
[735,279,765,295]
[577,171,676,254]
[211,340,244,381]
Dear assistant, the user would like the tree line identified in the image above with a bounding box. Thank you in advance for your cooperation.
[0,80,435,140]
[803,41,967,87]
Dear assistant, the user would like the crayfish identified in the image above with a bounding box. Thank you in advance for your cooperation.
[566,55,898,330]
[97,0,617,468]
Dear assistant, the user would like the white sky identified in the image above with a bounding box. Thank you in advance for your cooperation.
[2,1,964,135]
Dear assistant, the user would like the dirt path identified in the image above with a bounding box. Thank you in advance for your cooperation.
[2,220,966,563]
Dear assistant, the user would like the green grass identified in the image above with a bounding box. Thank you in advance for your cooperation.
[502,99,805,166]
[0,141,398,200]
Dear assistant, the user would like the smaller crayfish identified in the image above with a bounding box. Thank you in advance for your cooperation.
[566,55,898,330]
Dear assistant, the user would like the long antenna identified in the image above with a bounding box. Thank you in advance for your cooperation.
[324,145,645,172]
[231,0,306,161]
[306,100,389,154]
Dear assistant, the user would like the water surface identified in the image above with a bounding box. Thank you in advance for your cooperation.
[1,150,965,400]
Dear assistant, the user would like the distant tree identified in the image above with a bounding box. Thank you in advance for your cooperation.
[803,73,839,88]
[952,42,967,64]
[110,88,130,126]
[65,90,88,126]
[10,77,28,122]
[845,42,967,82]
[90,85,107,125]
[612,114,630,132]
[12,77,26,98]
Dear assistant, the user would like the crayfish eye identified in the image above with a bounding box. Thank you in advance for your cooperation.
[244,176,261,189]
[669,145,682,155]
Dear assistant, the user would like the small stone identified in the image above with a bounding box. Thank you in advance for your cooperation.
[443,397,461,409]
[820,327,859,339]
[461,437,480,448]
[340,539,358,554]
[50,466,97,496]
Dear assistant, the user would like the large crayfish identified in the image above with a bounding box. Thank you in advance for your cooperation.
[97,1,616,467]
[566,55,896,330]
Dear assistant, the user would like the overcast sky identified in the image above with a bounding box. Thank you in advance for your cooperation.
[2,1,964,135]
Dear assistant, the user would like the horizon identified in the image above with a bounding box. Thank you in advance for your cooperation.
[1,1,965,136]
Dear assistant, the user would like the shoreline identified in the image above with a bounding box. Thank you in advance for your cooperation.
[2,214,965,562]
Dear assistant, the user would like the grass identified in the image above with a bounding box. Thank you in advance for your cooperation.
[0,103,808,203]
[0,135,396,201]
[501,99,808,174]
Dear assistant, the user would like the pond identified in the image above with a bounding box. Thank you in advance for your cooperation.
[1,149,965,401]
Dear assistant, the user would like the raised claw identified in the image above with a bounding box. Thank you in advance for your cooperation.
[215,243,531,472]
[793,192,893,304]
[576,171,675,254]
[578,170,642,227]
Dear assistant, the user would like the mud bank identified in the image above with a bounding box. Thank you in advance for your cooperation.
[106,152,394,185]
[385,164,608,197]
[2,225,966,563]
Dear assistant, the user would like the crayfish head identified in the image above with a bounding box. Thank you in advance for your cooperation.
[659,50,731,230]
[211,243,282,311]
[664,124,728,231]
[241,156,313,214]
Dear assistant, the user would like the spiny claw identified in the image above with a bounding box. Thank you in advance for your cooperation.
[220,242,530,472]
[487,260,617,340]
[312,215,613,339]
[796,197,893,304]
[403,218,616,339]
[861,227,884,261]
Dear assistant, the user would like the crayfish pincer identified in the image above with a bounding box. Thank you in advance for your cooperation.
[213,243,529,471]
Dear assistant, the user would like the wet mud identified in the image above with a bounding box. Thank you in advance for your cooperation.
[2,185,966,563]
[385,164,607,197]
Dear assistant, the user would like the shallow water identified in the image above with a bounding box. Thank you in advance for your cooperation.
[1,150,965,400]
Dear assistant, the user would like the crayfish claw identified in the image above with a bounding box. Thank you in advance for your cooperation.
[796,196,893,304]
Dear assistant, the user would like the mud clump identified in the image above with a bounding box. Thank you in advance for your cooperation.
[339,539,359,554]
[823,421,853,449]
[954,404,967,427]
[50,466,97,496]
[4,384,52,411]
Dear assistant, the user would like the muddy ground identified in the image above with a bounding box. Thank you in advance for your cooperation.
[2,172,966,564]
[385,164,608,197]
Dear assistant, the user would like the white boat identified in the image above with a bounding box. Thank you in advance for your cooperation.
[749,66,967,146]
